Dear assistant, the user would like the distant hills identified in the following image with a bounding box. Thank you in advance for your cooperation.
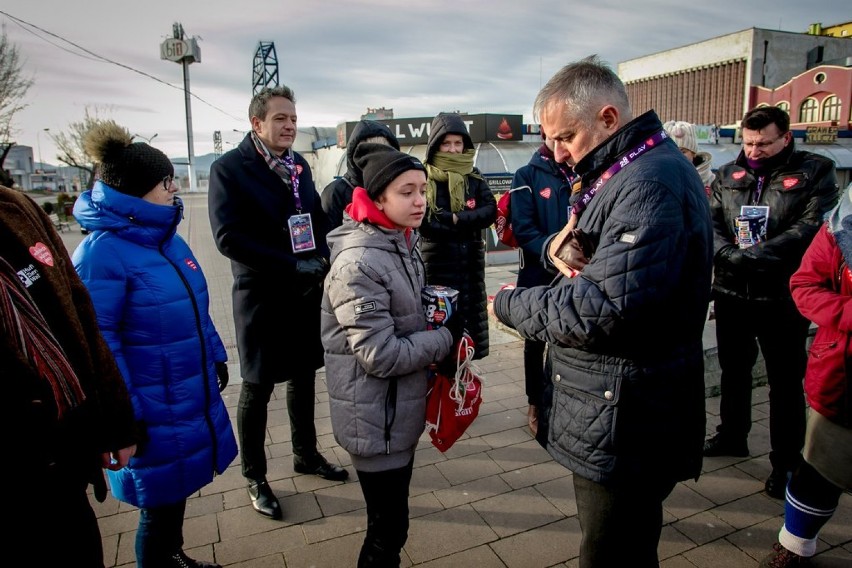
[171,153,219,177]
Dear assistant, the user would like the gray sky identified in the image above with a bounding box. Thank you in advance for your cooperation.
[2,0,849,161]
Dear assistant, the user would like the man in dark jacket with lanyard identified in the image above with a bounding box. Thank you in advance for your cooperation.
[209,86,348,521]
[492,56,713,567]
[704,106,839,499]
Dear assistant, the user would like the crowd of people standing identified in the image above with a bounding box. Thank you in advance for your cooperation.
[2,54,847,567]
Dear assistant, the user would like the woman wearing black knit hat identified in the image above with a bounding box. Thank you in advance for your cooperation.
[419,112,497,360]
[72,121,237,568]
[321,143,458,567]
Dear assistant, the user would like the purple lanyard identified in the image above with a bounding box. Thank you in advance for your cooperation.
[572,130,668,216]
[753,176,765,205]
[279,153,303,211]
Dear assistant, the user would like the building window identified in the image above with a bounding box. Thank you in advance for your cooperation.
[821,95,841,122]
[814,72,827,84]
[800,98,819,123]
[776,101,790,113]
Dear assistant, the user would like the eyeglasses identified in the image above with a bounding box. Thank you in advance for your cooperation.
[743,134,787,150]
[162,176,174,191]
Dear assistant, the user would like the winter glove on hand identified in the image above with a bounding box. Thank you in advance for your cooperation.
[296,257,330,284]
[215,361,229,392]
[443,313,465,346]
[718,245,747,268]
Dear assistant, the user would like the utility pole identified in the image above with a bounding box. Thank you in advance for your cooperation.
[160,23,201,192]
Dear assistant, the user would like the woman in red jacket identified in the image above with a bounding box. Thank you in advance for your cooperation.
[761,185,852,568]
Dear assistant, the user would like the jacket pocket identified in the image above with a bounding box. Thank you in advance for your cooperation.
[548,354,623,474]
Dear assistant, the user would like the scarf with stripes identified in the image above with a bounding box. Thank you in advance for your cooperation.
[0,255,85,418]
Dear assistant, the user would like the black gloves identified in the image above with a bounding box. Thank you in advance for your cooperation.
[444,314,465,346]
[296,256,330,284]
[215,361,229,392]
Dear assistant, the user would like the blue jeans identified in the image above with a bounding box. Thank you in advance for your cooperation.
[136,500,186,567]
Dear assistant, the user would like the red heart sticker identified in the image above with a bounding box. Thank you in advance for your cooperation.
[29,242,54,267]
[782,178,798,190]
[732,171,746,180]
[465,198,476,209]
[646,138,655,146]
[540,188,552,199]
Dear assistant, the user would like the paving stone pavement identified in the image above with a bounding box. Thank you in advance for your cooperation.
[58,193,850,567]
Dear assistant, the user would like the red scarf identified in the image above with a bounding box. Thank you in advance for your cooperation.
[345,187,413,242]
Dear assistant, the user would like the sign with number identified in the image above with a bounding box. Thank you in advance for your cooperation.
[160,38,187,62]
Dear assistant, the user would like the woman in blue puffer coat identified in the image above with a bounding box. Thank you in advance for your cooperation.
[72,122,237,568]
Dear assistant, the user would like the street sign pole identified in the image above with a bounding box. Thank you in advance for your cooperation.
[160,24,200,192]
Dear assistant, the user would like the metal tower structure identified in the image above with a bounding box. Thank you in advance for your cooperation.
[252,41,279,94]
[213,130,222,159]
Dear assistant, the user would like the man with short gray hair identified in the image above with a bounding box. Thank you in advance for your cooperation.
[492,56,713,566]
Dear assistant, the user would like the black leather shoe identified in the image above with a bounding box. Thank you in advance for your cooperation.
[703,433,749,457]
[169,550,221,568]
[765,469,789,499]
[294,455,349,481]
[247,479,282,519]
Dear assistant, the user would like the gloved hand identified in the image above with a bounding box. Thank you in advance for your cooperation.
[443,313,465,346]
[215,361,229,392]
[718,244,747,268]
[296,256,330,284]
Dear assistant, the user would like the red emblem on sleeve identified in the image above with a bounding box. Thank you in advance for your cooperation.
[465,198,476,209]
[732,171,746,180]
[540,188,552,199]
[782,177,798,190]
[185,258,198,271]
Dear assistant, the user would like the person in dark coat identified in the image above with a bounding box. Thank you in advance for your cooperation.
[492,56,713,567]
[321,119,399,230]
[510,135,576,440]
[419,112,496,359]
[208,86,349,522]
[704,106,839,500]
[2,184,138,567]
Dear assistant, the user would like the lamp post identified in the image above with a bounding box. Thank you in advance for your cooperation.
[36,128,49,171]
[133,133,159,144]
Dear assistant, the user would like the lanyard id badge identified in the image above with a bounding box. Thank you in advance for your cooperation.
[288,213,317,252]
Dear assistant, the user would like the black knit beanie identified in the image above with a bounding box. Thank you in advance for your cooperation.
[84,121,174,198]
[354,143,426,199]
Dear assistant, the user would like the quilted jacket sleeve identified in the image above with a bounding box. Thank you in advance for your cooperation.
[494,179,694,350]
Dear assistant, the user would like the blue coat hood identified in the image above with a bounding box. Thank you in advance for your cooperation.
[73,181,182,244]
